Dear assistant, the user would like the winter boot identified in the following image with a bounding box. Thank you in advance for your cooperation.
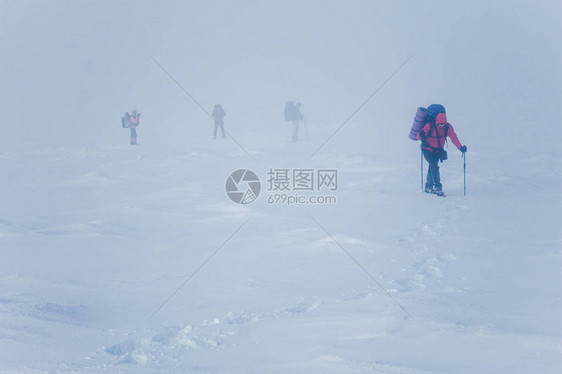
[434,186,444,196]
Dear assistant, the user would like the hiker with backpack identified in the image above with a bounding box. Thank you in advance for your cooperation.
[212,104,226,139]
[128,109,140,145]
[413,105,467,196]
[284,101,304,142]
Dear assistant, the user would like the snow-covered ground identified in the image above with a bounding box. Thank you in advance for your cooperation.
[1,120,560,373]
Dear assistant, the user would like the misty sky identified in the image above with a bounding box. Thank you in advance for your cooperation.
[0,0,560,150]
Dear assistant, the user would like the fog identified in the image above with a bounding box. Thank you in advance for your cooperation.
[1,1,562,372]
[1,0,559,151]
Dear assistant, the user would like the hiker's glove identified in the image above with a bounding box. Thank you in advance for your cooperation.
[460,145,467,153]
[418,131,426,140]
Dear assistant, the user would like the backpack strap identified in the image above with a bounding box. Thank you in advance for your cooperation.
[429,121,439,152]
[428,121,450,151]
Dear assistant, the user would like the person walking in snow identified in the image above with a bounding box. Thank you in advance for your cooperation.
[284,101,304,142]
[417,111,467,196]
[212,104,226,139]
[129,109,140,145]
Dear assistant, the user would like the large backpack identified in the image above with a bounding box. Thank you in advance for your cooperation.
[121,112,130,128]
[409,104,446,140]
[284,101,298,121]
[426,104,448,147]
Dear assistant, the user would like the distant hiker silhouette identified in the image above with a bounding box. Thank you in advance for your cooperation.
[212,104,226,139]
[128,109,140,145]
[284,101,303,142]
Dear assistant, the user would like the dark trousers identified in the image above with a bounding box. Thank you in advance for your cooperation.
[130,127,137,144]
[214,121,225,138]
[423,149,442,191]
[292,120,299,142]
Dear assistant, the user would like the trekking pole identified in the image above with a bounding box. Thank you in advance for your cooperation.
[463,152,466,196]
[421,149,424,192]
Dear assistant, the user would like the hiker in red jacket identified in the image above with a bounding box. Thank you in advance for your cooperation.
[417,112,467,195]
[129,109,140,145]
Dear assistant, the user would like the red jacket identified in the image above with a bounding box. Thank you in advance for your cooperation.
[417,122,462,153]
[129,115,139,128]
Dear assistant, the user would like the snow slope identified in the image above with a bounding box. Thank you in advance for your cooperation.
[0,119,560,373]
